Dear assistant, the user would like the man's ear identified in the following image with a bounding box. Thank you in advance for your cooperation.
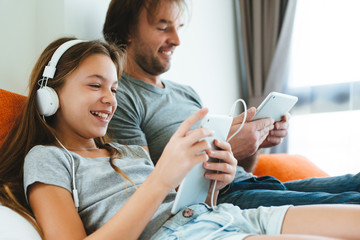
[127,34,132,43]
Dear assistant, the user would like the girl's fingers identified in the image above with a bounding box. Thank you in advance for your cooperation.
[209,140,236,167]
[194,153,210,164]
[204,159,234,174]
[174,108,208,137]
[205,172,234,183]
[203,140,237,185]
[191,139,212,155]
[204,160,236,189]
[185,128,215,145]
[212,139,232,153]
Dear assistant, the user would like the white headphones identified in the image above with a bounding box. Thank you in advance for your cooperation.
[35,39,87,209]
[36,39,86,117]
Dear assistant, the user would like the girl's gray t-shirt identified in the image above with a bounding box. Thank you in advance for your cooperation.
[23,143,175,239]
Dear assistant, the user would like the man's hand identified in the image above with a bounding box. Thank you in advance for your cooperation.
[227,107,290,172]
[260,113,290,148]
[227,107,274,162]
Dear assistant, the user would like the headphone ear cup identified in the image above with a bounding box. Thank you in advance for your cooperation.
[36,86,59,117]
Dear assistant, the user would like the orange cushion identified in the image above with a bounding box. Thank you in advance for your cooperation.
[254,154,329,182]
[0,89,27,147]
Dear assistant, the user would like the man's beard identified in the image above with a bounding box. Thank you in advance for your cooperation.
[135,54,170,76]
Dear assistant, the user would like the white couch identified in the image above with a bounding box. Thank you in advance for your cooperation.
[0,205,41,239]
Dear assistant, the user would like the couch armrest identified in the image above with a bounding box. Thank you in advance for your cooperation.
[0,89,27,146]
[0,205,41,240]
[253,154,329,182]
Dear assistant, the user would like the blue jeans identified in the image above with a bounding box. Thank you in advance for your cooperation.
[218,173,360,209]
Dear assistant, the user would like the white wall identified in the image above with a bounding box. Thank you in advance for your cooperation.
[163,0,241,114]
[0,0,111,95]
[0,0,38,95]
[0,0,241,113]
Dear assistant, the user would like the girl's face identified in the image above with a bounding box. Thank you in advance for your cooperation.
[55,54,118,141]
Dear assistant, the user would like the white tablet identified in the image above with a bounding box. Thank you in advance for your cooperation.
[171,114,233,214]
[252,92,298,122]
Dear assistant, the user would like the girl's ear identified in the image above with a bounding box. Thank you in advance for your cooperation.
[36,86,59,117]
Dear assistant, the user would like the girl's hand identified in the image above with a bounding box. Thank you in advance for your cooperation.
[204,139,237,192]
[154,108,215,190]
[203,139,237,206]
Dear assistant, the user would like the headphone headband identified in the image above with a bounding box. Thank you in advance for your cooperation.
[37,39,86,117]
[42,39,86,79]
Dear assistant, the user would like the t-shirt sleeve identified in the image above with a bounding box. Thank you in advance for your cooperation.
[108,89,148,146]
[186,85,203,108]
[23,145,73,201]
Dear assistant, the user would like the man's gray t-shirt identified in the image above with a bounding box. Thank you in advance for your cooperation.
[108,73,203,164]
[23,143,175,239]
[108,73,254,181]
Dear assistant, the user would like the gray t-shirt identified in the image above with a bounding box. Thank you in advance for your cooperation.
[108,73,203,164]
[23,143,175,239]
[108,73,254,181]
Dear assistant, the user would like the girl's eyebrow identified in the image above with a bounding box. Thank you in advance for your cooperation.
[87,74,118,85]
[87,74,103,80]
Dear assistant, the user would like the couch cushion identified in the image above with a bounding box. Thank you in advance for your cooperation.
[0,205,41,240]
[0,89,27,147]
[254,154,329,182]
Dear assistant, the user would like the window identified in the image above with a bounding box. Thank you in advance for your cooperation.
[287,0,360,176]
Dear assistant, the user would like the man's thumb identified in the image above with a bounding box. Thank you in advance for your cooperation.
[246,107,257,121]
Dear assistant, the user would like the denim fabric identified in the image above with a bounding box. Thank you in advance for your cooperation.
[150,203,290,240]
[218,173,360,209]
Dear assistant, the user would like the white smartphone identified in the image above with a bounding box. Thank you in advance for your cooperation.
[170,114,232,214]
[252,92,298,122]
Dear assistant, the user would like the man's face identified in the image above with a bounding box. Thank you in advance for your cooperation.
[127,1,184,76]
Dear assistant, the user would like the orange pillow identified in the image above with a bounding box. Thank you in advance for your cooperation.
[0,89,27,147]
[254,154,329,182]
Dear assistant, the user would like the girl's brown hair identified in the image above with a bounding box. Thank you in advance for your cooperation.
[0,37,127,236]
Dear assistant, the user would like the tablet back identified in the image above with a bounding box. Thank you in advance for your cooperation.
[253,92,298,121]
[171,114,232,214]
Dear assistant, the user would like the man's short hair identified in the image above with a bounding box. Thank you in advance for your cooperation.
[103,0,187,48]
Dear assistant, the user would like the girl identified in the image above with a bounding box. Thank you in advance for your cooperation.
[1,37,359,240]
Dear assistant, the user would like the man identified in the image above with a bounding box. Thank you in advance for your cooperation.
[103,0,360,209]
